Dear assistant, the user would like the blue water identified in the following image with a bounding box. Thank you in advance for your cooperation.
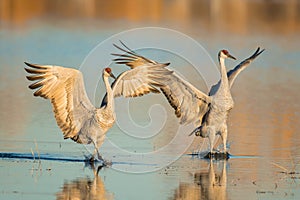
[1,6,300,200]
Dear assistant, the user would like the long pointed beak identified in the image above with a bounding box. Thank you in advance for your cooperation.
[228,54,236,60]
[110,72,116,79]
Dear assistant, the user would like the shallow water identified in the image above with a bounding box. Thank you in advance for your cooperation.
[1,1,300,199]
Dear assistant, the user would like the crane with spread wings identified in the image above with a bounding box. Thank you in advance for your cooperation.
[24,44,172,165]
[112,43,264,158]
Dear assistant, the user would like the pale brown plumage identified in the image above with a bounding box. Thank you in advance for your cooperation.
[111,40,159,69]
[101,41,172,106]
[25,64,91,142]
[109,42,211,126]
[25,44,172,163]
[111,45,264,155]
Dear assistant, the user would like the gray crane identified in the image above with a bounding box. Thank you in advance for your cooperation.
[24,50,171,165]
[112,45,264,158]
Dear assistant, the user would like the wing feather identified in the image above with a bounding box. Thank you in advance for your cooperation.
[111,63,171,98]
[24,62,95,142]
[101,42,171,106]
[228,47,264,88]
[108,42,210,125]
[160,72,211,125]
[209,47,265,95]
[111,41,159,69]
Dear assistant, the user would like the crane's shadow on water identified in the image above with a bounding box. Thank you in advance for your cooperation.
[0,152,90,163]
[187,151,260,161]
[0,152,157,168]
[187,151,230,160]
[0,152,113,171]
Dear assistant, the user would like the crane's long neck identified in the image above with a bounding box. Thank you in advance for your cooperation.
[103,75,114,111]
[219,56,229,89]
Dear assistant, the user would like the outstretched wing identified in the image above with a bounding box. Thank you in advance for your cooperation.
[209,47,265,95]
[25,62,95,142]
[111,40,158,69]
[101,42,172,107]
[160,73,211,125]
[111,62,172,98]
[227,47,265,88]
[108,41,211,125]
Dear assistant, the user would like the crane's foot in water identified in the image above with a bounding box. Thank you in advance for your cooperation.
[101,159,112,167]
[84,155,112,167]
[204,151,230,160]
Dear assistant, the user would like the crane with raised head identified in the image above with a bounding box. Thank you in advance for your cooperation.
[112,44,264,158]
[24,45,171,165]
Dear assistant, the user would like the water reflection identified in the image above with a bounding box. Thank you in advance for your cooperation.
[56,165,114,200]
[173,161,227,200]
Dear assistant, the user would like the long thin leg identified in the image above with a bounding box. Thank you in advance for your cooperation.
[207,126,215,154]
[220,125,228,153]
[94,147,104,161]
[91,140,111,166]
[89,141,103,162]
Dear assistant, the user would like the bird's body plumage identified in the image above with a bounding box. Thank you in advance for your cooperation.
[25,44,171,163]
[194,51,235,153]
[112,46,264,154]
[189,48,264,153]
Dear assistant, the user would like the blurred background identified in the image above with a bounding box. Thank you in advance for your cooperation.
[1,0,299,34]
[0,0,300,200]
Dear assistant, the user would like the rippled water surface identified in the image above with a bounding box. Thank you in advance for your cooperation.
[1,1,300,199]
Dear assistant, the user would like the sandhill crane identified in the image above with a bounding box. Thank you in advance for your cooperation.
[112,45,264,157]
[24,49,171,165]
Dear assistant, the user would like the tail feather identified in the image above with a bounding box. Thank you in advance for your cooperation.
[189,126,202,136]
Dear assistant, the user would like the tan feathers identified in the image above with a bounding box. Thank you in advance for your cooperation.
[24,62,90,141]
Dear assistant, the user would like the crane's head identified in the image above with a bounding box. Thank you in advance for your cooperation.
[103,67,116,79]
[219,50,236,60]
